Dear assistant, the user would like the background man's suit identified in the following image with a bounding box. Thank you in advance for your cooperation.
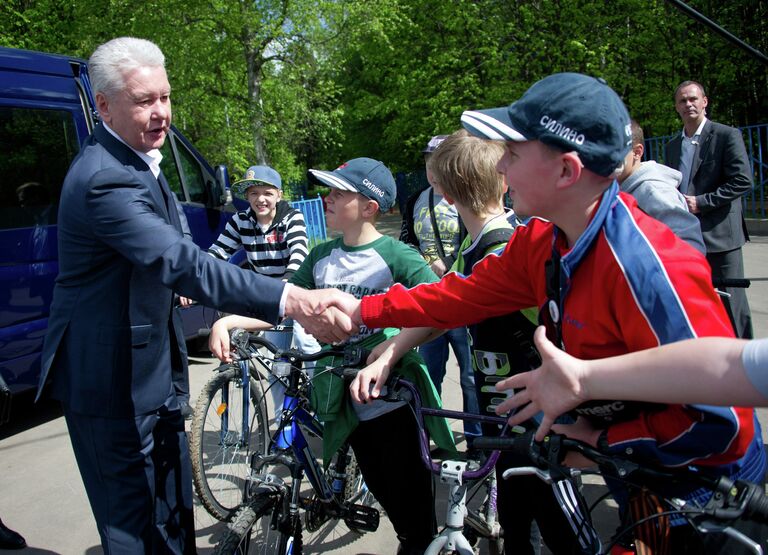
[38,123,285,553]
[665,119,753,338]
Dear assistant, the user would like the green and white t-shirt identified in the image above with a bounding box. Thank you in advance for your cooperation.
[292,234,438,344]
[292,234,438,421]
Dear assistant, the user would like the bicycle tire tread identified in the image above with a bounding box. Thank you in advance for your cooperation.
[213,494,282,554]
[189,364,268,521]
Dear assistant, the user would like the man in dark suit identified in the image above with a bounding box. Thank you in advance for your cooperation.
[37,37,351,554]
[664,80,753,339]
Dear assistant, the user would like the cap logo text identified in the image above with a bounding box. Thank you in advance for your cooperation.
[362,178,385,198]
[540,115,585,145]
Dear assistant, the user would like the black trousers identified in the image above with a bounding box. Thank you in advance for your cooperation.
[497,451,597,555]
[708,248,753,339]
[63,398,196,554]
[349,405,436,550]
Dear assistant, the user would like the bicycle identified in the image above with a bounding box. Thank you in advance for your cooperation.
[189,324,289,520]
[213,330,380,554]
[474,429,768,554]
[368,372,516,555]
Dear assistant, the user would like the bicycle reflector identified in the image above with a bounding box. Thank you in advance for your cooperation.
[273,361,291,378]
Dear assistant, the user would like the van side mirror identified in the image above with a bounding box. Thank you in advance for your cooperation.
[214,165,232,206]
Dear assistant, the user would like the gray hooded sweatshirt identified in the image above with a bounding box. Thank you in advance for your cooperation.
[620,161,705,254]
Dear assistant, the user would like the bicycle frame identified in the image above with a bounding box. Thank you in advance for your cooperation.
[389,377,508,555]
[475,431,768,555]
[216,325,294,451]
[215,352,267,450]
[254,358,339,505]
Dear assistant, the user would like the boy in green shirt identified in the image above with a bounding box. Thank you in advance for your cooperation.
[349,131,593,554]
[208,157,453,554]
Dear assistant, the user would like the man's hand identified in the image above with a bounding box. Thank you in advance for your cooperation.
[209,319,232,362]
[494,326,588,441]
[684,194,700,214]
[284,287,357,344]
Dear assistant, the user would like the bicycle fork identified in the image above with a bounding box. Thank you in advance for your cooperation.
[216,360,252,448]
[425,461,475,555]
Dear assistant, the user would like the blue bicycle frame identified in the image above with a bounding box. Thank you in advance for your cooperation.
[265,357,337,503]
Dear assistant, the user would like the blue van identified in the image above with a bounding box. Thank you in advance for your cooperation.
[0,46,242,397]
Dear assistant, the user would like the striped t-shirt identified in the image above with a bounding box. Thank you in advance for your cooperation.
[208,200,308,278]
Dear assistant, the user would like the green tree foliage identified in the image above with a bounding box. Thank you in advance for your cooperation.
[1,0,765,177]
[327,0,766,170]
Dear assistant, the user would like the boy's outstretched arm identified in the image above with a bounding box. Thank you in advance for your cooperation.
[495,327,759,442]
[209,314,272,362]
[349,327,442,404]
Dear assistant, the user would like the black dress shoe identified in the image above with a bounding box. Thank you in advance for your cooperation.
[0,519,26,550]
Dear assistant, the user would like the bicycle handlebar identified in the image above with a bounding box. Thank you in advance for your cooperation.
[229,328,371,369]
[473,431,768,524]
[712,277,751,289]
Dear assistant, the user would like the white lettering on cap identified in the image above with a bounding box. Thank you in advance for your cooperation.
[362,178,385,198]
[540,115,585,145]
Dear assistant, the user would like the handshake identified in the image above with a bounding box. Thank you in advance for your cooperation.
[284,286,363,344]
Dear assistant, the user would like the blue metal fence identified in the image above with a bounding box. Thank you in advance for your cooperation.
[290,195,327,248]
[742,124,768,219]
[644,123,768,219]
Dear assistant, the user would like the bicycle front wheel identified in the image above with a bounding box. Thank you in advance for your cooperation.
[214,492,301,555]
[190,363,269,521]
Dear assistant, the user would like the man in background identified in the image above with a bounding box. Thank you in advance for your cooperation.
[664,81,753,338]
[620,119,704,253]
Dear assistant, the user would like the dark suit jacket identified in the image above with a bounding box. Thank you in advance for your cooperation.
[38,124,284,417]
[664,120,753,253]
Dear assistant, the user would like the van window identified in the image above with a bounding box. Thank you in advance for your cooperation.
[0,107,79,229]
[160,136,207,204]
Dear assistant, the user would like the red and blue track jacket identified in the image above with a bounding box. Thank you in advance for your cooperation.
[362,182,765,499]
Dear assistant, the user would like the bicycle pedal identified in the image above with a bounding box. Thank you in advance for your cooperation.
[344,504,379,532]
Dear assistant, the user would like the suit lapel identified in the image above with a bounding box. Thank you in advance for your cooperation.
[94,124,174,224]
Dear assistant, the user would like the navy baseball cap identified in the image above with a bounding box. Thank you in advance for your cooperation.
[461,73,632,177]
[232,165,282,197]
[422,135,448,154]
[308,157,396,213]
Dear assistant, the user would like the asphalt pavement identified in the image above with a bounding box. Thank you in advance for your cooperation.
[2,211,768,554]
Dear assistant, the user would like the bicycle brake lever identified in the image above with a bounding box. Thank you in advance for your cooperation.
[343,346,371,367]
[230,328,250,351]
[695,521,763,555]
[501,466,581,485]
[502,466,554,484]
